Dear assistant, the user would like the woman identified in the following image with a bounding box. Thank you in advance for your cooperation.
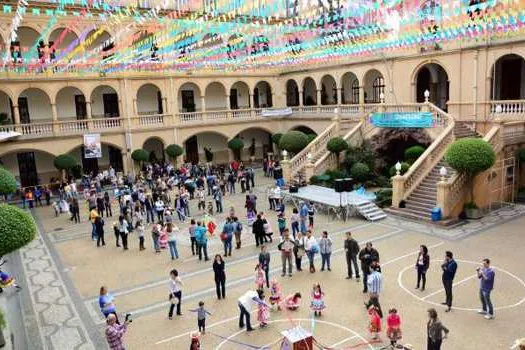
[427,308,449,350]
[304,230,318,273]
[166,223,179,260]
[99,286,118,321]
[416,245,430,291]
[258,245,270,288]
[294,232,306,271]
[168,269,183,319]
[95,216,105,247]
[118,215,129,250]
[213,254,226,299]
[151,222,161,253]
[70,197,80,224]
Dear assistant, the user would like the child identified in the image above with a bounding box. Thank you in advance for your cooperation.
[0,270,21,293]
[277,213,286,236]
[263,220,273,243]
[257,292,270,328]
[290,208,299,239]
[189,332,200,350]
[189,301,212,334]
[206,201,214,216]
[368,305,382,340]
[386,308,402,348]
[159,225,168,249]
[255,264,265,290]
[247,208,256,227]
[269,280,282,311]
[52,201,60,217]
[282,292,302,311]
[308,202,315,229]
[310,283,325,317]
[228,206,236,219]
[136,220,145,251]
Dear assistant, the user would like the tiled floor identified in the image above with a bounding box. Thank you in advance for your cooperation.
[8,173,525,349]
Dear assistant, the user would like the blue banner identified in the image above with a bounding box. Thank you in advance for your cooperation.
[370,112,434,128]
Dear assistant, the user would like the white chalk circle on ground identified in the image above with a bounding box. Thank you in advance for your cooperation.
[397,259,525,311]
[215,318,374,350]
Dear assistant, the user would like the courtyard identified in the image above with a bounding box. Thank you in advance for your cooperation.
[3,172,525,349]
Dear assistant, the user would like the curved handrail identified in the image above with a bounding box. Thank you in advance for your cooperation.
[290,122,337,176]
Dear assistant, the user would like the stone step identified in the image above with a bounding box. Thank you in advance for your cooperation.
[411,191,437,200]
[387,207,431,220]
[406,196,436,207]
[406,202,435,212]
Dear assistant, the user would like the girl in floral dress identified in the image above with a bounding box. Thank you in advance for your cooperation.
[368,305,382,340]
[310,283,325,317]
[282,292,302,311]
[269,280,282,311]
[386,308,402,348]
[257,292,270,327]
[255,264,266,290]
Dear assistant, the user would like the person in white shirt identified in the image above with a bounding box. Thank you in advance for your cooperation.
[238,290,267,331]
[168,269,183,319]
[155,199,165,222]
[304,230,318,273]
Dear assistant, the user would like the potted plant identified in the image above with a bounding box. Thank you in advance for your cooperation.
[165,144,184,167]
[278,131,309,157]
[131,149,149,172]
[445,138,496,219]
[228,138,245,161]
[327,137,349,169]
[53,154,79,182]
[0,308,6,348]
[249,138,256,162]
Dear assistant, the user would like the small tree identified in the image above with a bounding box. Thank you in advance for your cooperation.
[307,133,317,144]
[327,137,349,169]
[272,133,282,147]
[279,131,309,155]
[53,154,79,181]
[445,138,496,206]
[404,145,426,163]
[165,144,184,166]
[0,204,37,257]
[228,138,245,161]
[131,149,149,170]
[0,168,17,195]
[351,162,371,183]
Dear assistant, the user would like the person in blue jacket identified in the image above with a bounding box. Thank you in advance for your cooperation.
[195,222,209,261]
[441,251,458,312]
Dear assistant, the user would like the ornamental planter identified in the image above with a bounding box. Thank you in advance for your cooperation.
[464,208,482,219]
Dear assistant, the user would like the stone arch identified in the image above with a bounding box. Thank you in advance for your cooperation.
[363,69,385,103]
[179,82,202,112]
[0,148,59,187]
[490,54,525,100]
[143,136,166,163]
[182,131,230,164]
[321,74,338,105]
[13,26,41,61]
[302,77,317,106]
[0,89,14,124]
[85,29,114,55]
[66,141,124,175]
[137,83,163,115]
[341,72,359,104]
[290,125,318,136]
[254,81,273,108]
[18,87,53,122]
[285,79,299,107]
[205,81,227,110]
[56,86,87,120]
[48,27,80,52]
[234,126,273,161]
[90,85,120,118]
[229,81,250,109]
[413,62,450,110]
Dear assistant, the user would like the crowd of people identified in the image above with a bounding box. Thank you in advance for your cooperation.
[23,157,502,350]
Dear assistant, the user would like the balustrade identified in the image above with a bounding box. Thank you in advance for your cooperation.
[490,100,525,120]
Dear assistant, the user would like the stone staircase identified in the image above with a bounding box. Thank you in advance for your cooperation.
[356,201,387,221]
[387,123,480,221]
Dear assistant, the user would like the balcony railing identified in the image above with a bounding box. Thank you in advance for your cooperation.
[447,100,525,121]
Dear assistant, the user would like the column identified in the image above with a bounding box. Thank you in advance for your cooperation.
[225,94,232,119]
[51,103,59,134]
[281,159,292,183]
[86,101,92,118]
[359,86,365,111]
[391,175,404,208]
[436,181,449,217]
[298,90,304,106]
[336,88,342,106]
[13,105,20,124]
[305,162,315,183]
[162,97,168,114]
[200,96,207,121]
[122,152,129,175]
[133,98,138,115]
[118,99,124,118]
[316,89,321,105]
[250,93,255,118]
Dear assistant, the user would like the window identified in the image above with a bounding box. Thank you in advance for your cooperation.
[351,79,359,104]
[372,76,385,103]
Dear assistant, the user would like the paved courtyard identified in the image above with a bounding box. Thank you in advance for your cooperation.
[3,173,525,349]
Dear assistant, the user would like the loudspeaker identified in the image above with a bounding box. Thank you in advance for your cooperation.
[289,185,298,193]
[343,178,353,192]
[334,179,345,193]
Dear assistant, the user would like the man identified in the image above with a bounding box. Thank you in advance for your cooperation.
[273,161,283,187]
[222,218,235,257]
[359,242,379,293]
[195,222,209,261]
[278,230,296,277]
[238,289,267,332]
[248,190,258,213]
[105,313,130,350]
[477,258,495,319]
[365,263,383,318]
[196,187,206,211]
[299,202,309,233]
[252,214,266,247]
[441,251,458,312]
[213,185,223,213]
[344,232,361,281]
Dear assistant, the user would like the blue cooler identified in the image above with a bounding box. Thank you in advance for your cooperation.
[431,207,442,222]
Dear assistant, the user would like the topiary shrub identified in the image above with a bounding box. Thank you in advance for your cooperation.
[54,154,79,181]
[0,204,37,257]
[404,145,426,163]
[327,137,349,169]
[445,138,496,206]
[165,144,184,161]
[279,131,309,155]
[307,133,317,144]
[376,189,393,208]
[131,149,149,163]
[389,162,410,177]
[351,162,371,183]
[272,133,283,146]
[228,138,245,160]
[0,168,17,195]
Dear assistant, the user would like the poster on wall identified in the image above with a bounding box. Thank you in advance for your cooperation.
[83,134,102,159]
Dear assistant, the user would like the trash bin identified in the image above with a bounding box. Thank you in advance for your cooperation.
[431,207,442,222]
